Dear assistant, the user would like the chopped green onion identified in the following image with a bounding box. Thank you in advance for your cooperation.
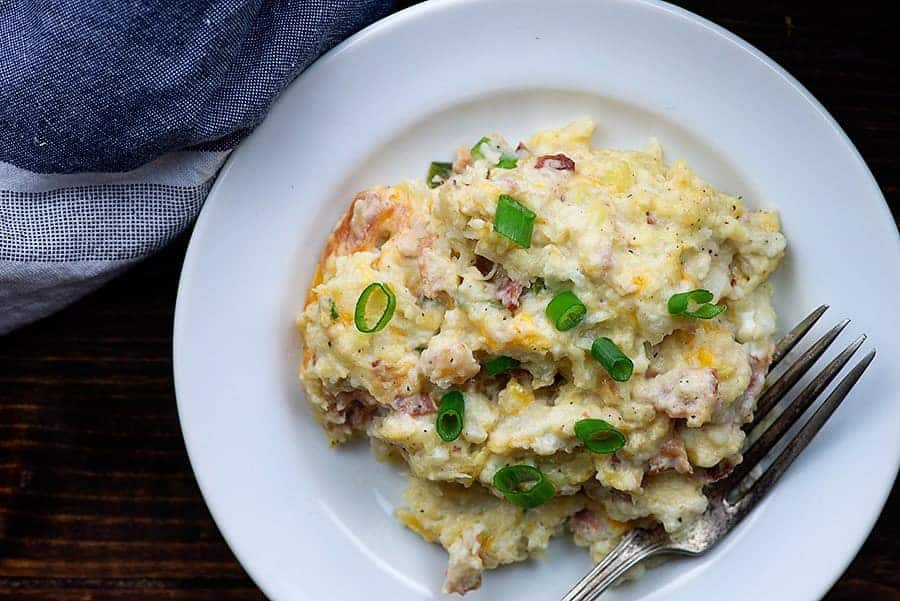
[427,161,453,188]
[667,289,726,319]
[494,194,535,248]
[436,390,465,442]
[591,337,633,382]
[471,136,517,168]
[497,155,518,169]
[492,465,556,508]
[532,278,545,294]
[470,136,493,160]
[545,291,586,331]
[329,299,338,320]
[574,419,626,454]
[484,356,520,376]
[354,283,396,333]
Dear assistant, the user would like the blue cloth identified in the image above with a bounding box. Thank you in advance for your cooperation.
[0,0,393,333]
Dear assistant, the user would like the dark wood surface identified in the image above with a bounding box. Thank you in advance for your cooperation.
[1,1,897,599]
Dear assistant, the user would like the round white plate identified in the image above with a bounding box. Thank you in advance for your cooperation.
[173,1,900,599]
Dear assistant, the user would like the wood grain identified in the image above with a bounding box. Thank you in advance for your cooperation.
[1,1,897,599]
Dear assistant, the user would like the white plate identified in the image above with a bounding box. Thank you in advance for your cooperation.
[173,1,900,599]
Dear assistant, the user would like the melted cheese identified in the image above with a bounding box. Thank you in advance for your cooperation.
[298,119,786,593]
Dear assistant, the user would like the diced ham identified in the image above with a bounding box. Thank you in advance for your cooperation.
[648,437,693,475]
[634,367,720,427]
[443,526,485,595]
[453,146,473,173]
[348,191,393,248]
[569,509,608,542]
[735,353,771,422]
[391,393,438,416]
[494,272,526,311]
[535,153,576,171]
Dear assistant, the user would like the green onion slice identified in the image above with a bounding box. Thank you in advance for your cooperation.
[470,136,494,160]
[471,136,517,168]
[545,291,587,331]
[591,337,633,382]
[532,277,545,294]
[667,289,726,319]
[436,390,465,442]
[484,356,520,376]
[329,299,339,320]
[492,465,556,508]
[427,161,453,188]
[497,155,518,169]
[494,194,536,248]
[354,282,396,333]
[574,419,626,454]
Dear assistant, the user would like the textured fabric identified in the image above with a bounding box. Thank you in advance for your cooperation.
[0,0,393,334]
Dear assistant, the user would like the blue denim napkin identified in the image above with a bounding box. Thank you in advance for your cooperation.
[0,0,392,334]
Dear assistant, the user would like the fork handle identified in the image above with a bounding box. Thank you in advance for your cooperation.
[561,529,668,601]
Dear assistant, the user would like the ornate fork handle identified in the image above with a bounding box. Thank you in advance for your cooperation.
[562,528,670,601]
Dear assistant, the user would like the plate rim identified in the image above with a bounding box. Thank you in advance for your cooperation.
[173,1,900,600]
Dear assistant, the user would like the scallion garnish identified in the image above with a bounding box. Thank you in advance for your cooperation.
[667,289,726,319]
[497,155,518,169]
[427,161,453,188]
[470,136,493,160]
[494,194,535,248]
[354,282,396,333]
[532,278,545,294]
[545,291,586,331]
[492,465,556,508]
[590,337,633,382]
[436,390,465,442]
[574,418,626,453]
[471,136,517,168]
[484,356,520,376]
[329,299,338,320]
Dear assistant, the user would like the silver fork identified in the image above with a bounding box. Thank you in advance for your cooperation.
[562,305,875,601]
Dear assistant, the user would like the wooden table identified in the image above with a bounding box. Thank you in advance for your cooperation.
[1,1,897,599]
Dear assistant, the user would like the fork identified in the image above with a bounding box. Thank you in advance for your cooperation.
[562,305,875,601]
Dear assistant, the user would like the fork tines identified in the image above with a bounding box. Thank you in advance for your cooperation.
[718,305,875,503]
[562,305,875,601]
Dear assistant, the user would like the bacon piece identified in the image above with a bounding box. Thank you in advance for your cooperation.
[535,153,575,171]
[474,255,496,277]
[648,437,693,475]
[700,460,736,484]
[325,391,376,433]
[443,526,485,595]
[634,367,720,427]
[494,272,526,311]
[515,141,530,158]
[645,211,657,225]
[391,393,438,416]
[347,403,374,430]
